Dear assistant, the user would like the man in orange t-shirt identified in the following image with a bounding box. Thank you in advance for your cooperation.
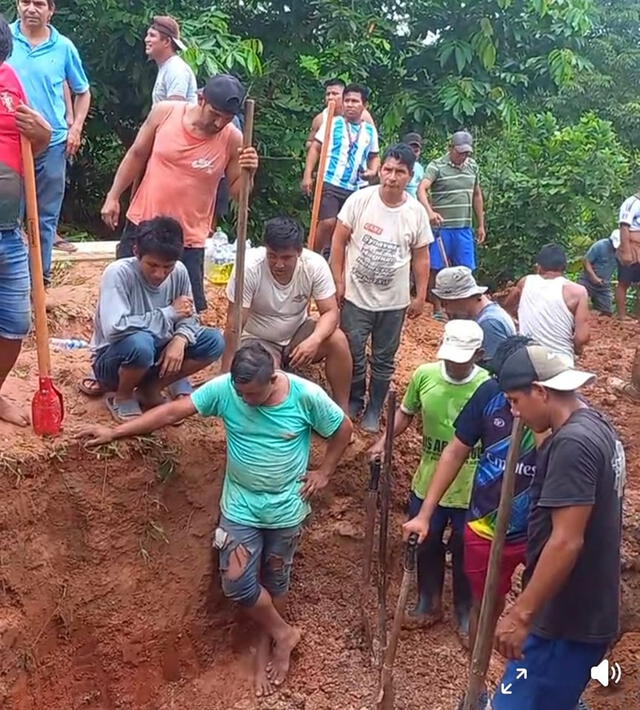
[101,74,259,313]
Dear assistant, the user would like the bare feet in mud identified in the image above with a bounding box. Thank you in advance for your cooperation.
[402,607,444,630]
[254,632,274,697]
[267,626,301,687]
[0,395,29,427]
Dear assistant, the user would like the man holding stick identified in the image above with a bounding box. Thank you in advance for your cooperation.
[490,346,624,710]
[77,342,353,697]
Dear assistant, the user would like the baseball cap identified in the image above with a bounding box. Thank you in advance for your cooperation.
[452,130,473,153]
[609,229,621,249]
[437,320,484,363]
[403,132,423,148]
[432,266,488,300]
[202,74,246,115]
[498,345,595,392]
[152,16,186,52]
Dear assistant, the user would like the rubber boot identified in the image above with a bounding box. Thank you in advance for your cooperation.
[360,377,390,433]
[349,378,366,419]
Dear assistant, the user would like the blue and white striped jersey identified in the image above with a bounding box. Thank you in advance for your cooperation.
[315,116,379,192]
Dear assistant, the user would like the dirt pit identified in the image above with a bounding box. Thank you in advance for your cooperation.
[0,261,638,710]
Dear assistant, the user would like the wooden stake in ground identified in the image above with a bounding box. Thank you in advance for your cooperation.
[308,99,336,250]
[463,417,525,710]
[377,532,418,710]
[230,99,256,355]
[376,389,396,667]
[21,136,64,436]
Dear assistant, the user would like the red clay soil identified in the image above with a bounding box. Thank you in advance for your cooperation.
[0,262,638,710]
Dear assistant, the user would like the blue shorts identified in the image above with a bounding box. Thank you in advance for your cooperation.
[92,327,223,390]
[493,634,607,710]
[0,228,31,339]
[430,227,477,271]
[214,514,303,607]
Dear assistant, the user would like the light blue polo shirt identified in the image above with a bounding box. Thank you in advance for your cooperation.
[8,22,89,146]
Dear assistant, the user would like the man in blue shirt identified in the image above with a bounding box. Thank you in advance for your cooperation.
[9,0,90,283]
[578,230,620,315]
[403,132,426,199]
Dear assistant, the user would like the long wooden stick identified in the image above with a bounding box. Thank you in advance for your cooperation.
[231,99,255,355]
[308,99,335,250]
[463,417,525,710]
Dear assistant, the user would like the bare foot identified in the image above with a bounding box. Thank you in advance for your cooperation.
[267,626,301,687]
[402,608,443,630]
[0,395,30,427]
[254,632,274,697]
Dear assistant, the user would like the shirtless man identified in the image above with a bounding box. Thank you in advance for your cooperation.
[617,192,640,320]
[505,243,590,365]
[305,77,374,149]
[77,343,353,697]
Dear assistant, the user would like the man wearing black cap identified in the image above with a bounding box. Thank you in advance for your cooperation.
[492,345,624,710]
[102,74,258,315]
[403,132,425,199]
[145,15,197,104]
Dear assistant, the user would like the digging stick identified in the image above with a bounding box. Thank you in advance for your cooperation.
[376,389,396,668]
[463,417,525,710]
[377,533,418,710]
[361,457,382,658]
[231,98,256,355]
[308,99,336,250]
[21,136,64,436]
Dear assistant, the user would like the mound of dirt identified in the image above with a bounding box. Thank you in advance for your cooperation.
[0,262,638,710]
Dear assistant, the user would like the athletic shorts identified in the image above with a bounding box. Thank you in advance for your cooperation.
[319,183,353,221]
[618,261,640,285]
[430,226,477,271]
[463,525,526,601]
[493,634,607,710]
[241,318,317,368]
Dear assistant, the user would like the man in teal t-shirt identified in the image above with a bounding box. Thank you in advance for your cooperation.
[370,320,488,638]
[77,342,352,698]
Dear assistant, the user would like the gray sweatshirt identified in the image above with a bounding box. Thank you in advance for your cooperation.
[91,258,201,352]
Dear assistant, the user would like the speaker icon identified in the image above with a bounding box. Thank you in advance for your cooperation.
[590,659,622,687]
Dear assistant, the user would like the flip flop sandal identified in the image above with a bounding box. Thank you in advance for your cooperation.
[79,376,105,397]
[53,237,78,253]
[166,378,194,399]
[104,394,142,423]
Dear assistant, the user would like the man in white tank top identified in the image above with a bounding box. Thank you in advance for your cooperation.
[505,244,590,365]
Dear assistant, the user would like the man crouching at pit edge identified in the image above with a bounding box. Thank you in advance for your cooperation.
[76,342,353,697]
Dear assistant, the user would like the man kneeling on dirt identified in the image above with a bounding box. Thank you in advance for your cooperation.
[88,216,224,421]
[221,216,352,413]
[78,342,353,696]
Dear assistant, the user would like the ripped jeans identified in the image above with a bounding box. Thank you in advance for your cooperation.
[214,514,303,607]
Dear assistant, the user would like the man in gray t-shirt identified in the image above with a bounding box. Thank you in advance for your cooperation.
[145,16,197,104]
[90,217,223,422]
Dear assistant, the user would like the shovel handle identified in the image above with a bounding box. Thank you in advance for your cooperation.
[404,533,419,572]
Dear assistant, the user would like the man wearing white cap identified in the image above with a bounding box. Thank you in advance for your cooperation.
[145,16,197,104]
[491,345,624,710]
[370,321,489,637]
[432,266,515,367]
[578,229,620,315]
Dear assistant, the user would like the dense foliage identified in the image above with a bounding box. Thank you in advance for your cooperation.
[37,0,640,282]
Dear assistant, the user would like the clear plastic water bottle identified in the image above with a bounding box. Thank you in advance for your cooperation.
[206,230,232,285]
[50,338,90,350]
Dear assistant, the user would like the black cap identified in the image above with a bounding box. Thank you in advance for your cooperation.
[202,74,246,115]
[403,132,423,147]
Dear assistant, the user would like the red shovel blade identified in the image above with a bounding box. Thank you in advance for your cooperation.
[32,376,64,436]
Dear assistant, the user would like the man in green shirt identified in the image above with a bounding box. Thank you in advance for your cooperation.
[418,131,486,318]
[77,343,353,698]
[370,320,489,637]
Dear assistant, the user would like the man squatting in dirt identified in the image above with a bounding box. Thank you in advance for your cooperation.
[78,342,353,697]
[0,13,52,426]
[220,215,353,414]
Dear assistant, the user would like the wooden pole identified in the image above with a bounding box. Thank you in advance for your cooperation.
[231,99,256,355]
[308,99,336,250]
[463,417,525,710]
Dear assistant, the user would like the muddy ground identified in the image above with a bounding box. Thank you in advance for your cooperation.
[0,261,638,710]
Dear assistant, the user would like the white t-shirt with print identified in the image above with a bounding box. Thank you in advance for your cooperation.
[227,247,336,345]
[338,186,434,311]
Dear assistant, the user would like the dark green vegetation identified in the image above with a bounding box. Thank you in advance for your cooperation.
[38,1,640,283]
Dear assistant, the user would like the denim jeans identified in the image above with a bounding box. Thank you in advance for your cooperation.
[35,142,67,282]
[340,300,406,386]
[92,327,224,391]
[0,228,31,339]
[214,514,303,607]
